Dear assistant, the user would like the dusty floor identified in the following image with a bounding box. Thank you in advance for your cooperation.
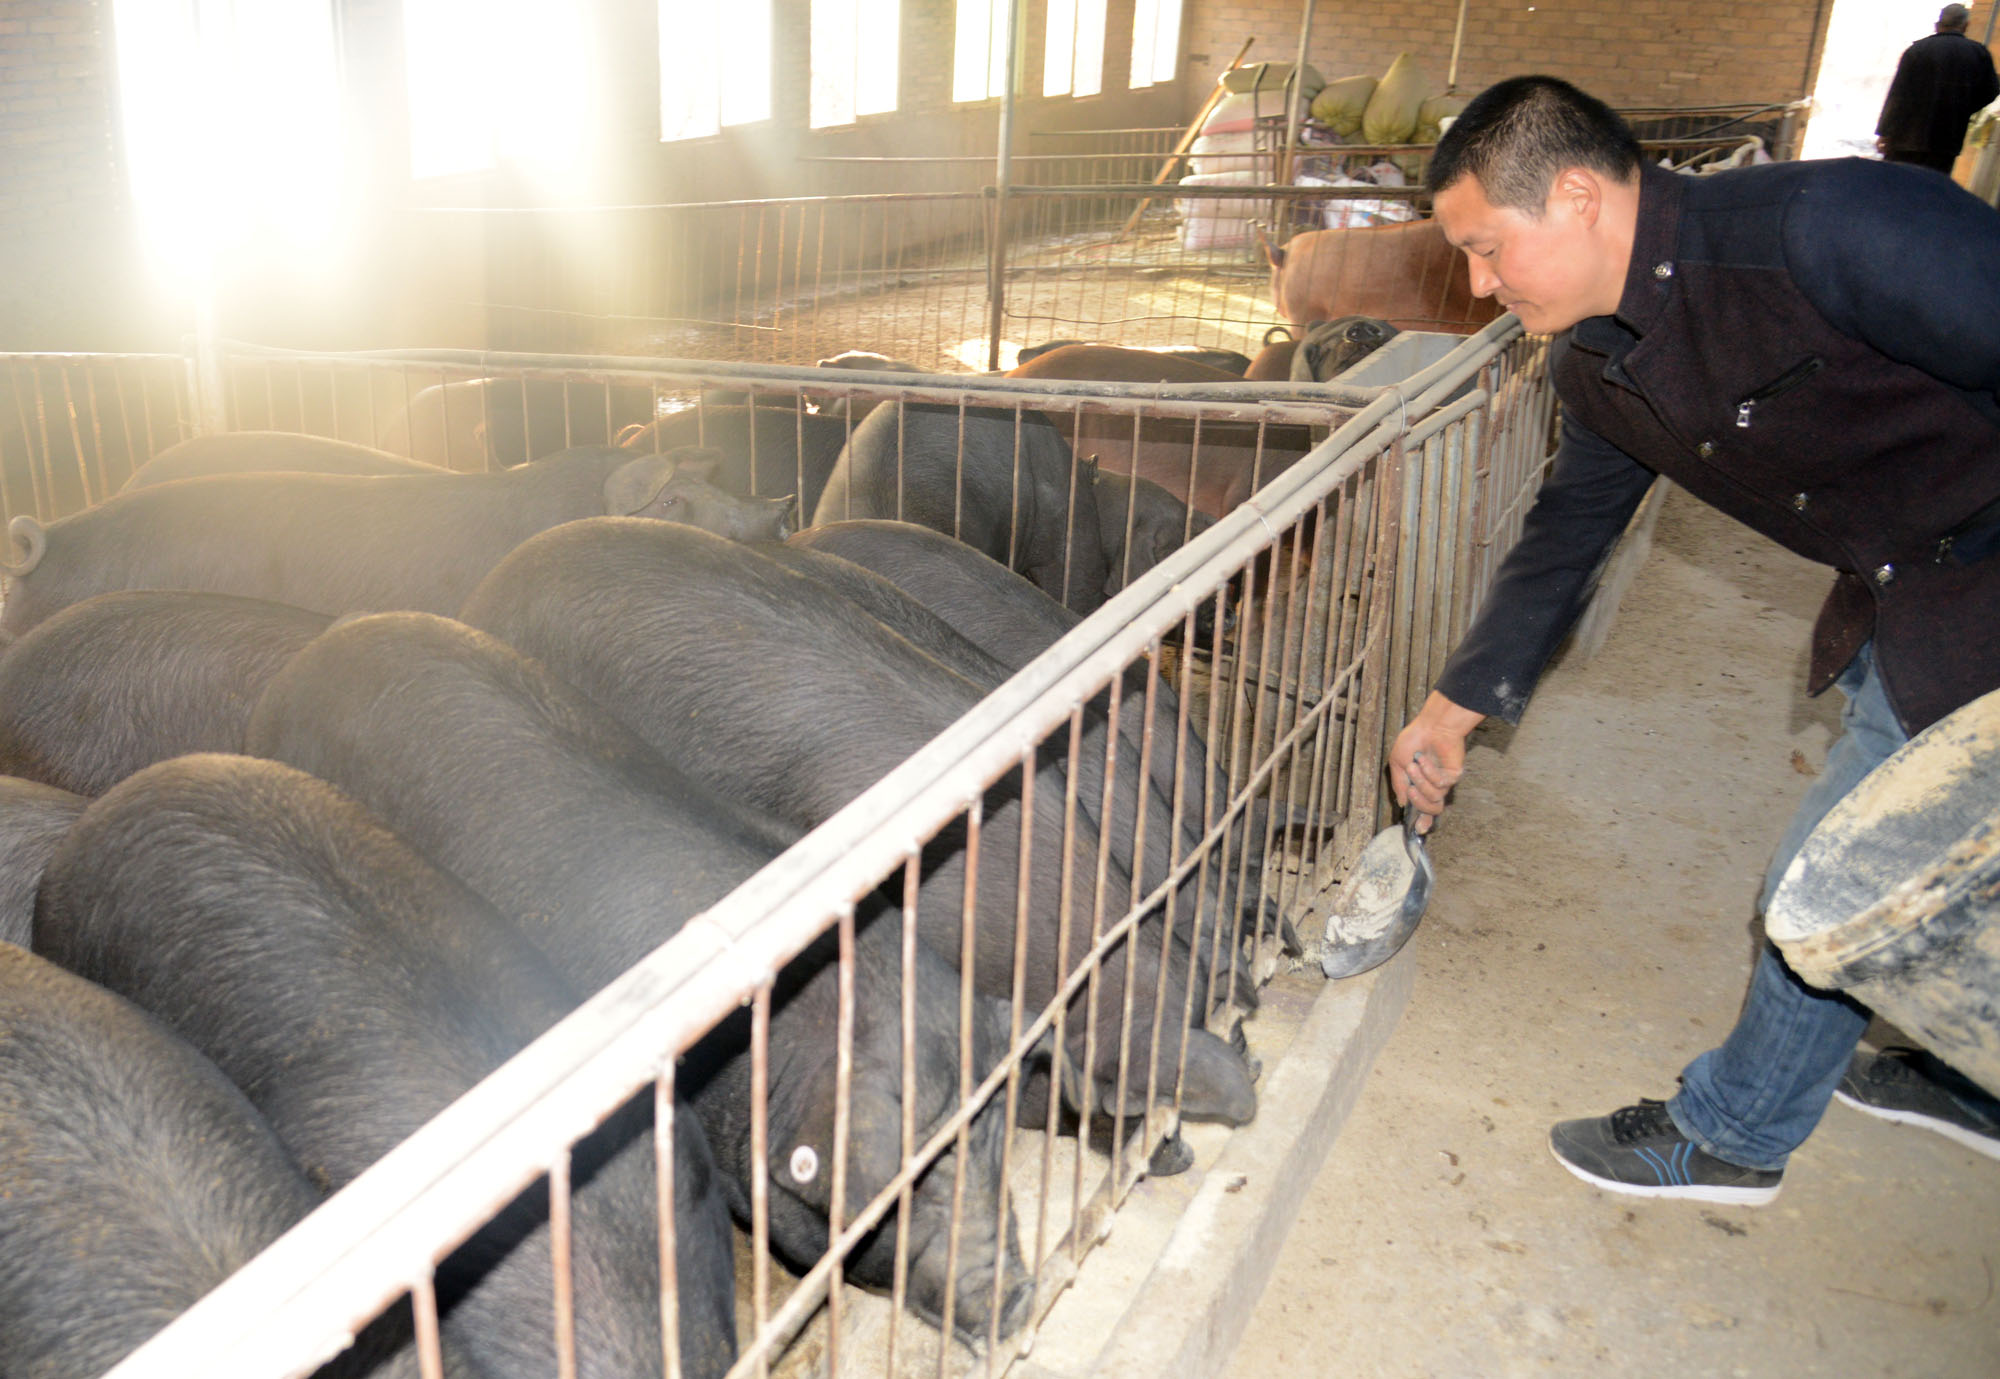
[1223,484,2000,1378]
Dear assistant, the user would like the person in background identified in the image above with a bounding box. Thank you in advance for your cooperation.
[1876,3,1999,174]
[1395,75,2000,1204]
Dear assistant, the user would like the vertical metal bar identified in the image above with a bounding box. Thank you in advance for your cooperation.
[935,795,983,1379]
[191,289,227,437]
[57,368,89,511]
[985,0,1024,370]
[1038,709,1084,1271]
[750,983,773,1379]
[1279,0,1316,184]
[411,1276,446,1379]
[990,756,1034,1353]
[827,905,856,1379]
[1448,0,1471,90]
[655,1064,683,1379]
[885,852,922,1377]
[549,1151,578,1379]
[26,366,54,519]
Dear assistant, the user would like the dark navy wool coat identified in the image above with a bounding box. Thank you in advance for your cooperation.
[1437,158,2000,735]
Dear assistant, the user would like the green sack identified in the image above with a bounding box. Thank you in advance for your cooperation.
[1222,60,1325,101]
[1361,52,1431,145]
[1416,93,1469,144]
[1310,74,1377,137]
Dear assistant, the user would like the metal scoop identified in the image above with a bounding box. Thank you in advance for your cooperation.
[1320,805,1435,979]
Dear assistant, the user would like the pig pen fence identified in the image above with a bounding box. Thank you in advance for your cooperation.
[0,317,1556,1379]
[406,103,1802,371]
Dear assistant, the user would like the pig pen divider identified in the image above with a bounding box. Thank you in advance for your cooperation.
[75,315,1553,1379]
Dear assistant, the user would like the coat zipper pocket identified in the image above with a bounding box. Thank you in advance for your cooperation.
[1735,356,1824,428]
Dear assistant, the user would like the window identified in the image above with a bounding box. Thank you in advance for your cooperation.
[1043,0,1105,98]
[660,0,773,141]
[111,0,345,290]
[1128,0,1182,89]
[402,0,592,179]
[811,0,900,128]
[953,0,1010,104]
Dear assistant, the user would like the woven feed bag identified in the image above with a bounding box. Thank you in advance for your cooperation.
[1361,52,1432,145]
[1310,74,1378,137]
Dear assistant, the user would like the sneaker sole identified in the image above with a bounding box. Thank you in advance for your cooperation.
[1833,1088,2000,1162]
[1548,1143,1781,1205]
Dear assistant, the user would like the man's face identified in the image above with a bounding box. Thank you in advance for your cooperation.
[1434,173,1611,334]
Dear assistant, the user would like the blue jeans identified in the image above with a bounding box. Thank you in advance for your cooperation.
[1665,643,1900,1170]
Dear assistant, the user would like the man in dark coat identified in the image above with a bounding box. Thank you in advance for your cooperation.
[1392,75,2000,1204]
[1876,3,1999,174]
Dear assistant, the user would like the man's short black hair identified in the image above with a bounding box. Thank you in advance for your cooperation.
[1426,76,1643,213]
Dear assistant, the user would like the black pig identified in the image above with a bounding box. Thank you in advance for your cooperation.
[245,612,1037,1340]
[460,519,1257,1127]
[0,446,790,636]
[0,778,84,947]
[0,942,464,1379]
[123,431,447,489]
[33,754,739,1379]
[0,591,331,795]
[810,402,1210,615]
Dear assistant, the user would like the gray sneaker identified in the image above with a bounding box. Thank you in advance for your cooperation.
[1834,1047,2000,1162]
[1549,1099,1782,1205]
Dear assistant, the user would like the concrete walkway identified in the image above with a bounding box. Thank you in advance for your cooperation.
[1222,485,2000,1378]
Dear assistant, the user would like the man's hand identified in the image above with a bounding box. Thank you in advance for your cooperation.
[1389,691,1485,830]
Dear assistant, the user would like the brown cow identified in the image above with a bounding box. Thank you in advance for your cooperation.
[1006,345,1321,518]
[1257,218,1502,332]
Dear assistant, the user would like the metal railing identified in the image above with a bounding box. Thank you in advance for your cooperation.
[0,353,193,525]
[0,317,1558,1379]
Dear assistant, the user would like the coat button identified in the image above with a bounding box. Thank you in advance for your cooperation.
[1874,563,1895,585]
[1791,492,1809,511]
[1696,440,1716,457]
[1653,262,1674,279]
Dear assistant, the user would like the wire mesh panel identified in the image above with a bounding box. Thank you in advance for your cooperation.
[0,321,1554,1379]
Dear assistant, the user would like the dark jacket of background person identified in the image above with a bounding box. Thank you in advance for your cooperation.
[1435,158,2000,737]
[1877,27,2000,167]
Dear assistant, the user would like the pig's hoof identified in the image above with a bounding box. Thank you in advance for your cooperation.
[1224,1017,1263,1079]
[1278,913,1304,958]
[1148,1132,1196,1177]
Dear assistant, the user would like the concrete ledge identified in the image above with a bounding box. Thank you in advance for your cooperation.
[1036,945,1415,1378]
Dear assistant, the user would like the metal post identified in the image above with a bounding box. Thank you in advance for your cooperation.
[985,0,1025,372]
[191,270,227,437]
[1448,0,1471,91]
[1279,0,1316,185]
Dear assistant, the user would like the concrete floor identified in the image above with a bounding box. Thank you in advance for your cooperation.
[1223,485,2000,1378]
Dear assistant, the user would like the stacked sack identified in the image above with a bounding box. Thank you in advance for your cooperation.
[1176,53,1471,247]
[1179,62,1323,250]
[1306,53,1467,228]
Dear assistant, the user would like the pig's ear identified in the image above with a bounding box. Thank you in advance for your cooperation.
[666,446,722,483]
[767,1067,839,1213]
[769,1062,902,1211]
[602,455,675,514]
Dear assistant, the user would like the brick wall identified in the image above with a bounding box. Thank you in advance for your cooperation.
[0,0,155,349]
[1183,0,1831,118]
